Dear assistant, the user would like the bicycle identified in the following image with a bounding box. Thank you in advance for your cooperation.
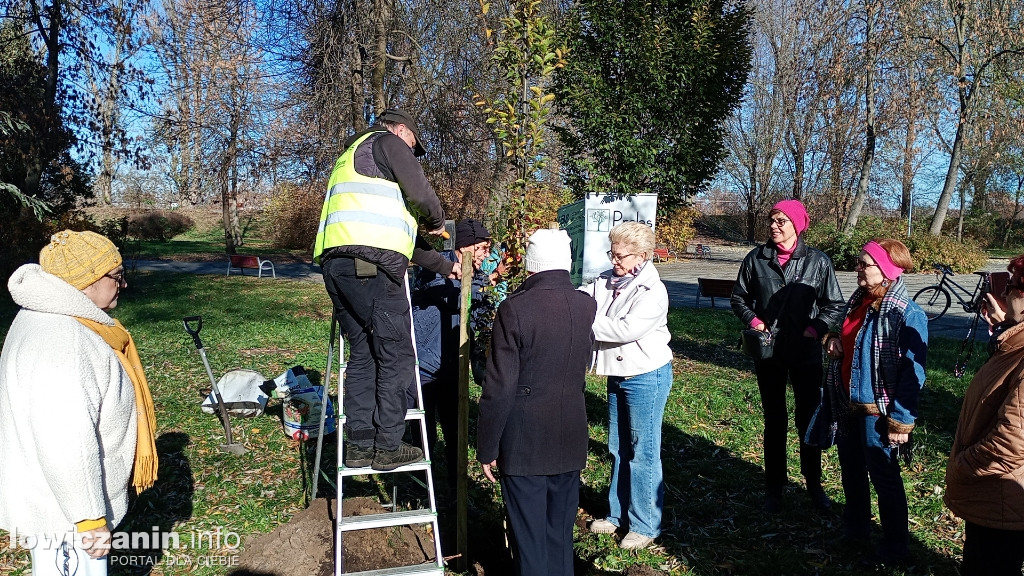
[912,263,991,322]
[912,263,992,378]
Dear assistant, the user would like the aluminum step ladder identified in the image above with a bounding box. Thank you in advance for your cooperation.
[312,275,444,576]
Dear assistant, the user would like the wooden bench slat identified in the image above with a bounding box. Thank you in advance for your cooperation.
[696,277,735,308]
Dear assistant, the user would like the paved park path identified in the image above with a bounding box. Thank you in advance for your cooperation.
[135,245,1008,343]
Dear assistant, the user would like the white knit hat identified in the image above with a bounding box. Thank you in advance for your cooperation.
[525,229,572,273]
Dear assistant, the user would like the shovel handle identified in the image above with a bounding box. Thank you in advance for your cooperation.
[182,316,204,349]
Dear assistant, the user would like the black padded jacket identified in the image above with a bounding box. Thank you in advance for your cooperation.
[730,237,845,365]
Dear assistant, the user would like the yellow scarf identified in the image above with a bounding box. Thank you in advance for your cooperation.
[75,317,158,492]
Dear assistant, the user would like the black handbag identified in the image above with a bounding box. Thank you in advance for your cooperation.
[740,326,777,359]
[739,257,805,360]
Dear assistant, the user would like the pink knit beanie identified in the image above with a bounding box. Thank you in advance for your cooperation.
[772,200,810,235]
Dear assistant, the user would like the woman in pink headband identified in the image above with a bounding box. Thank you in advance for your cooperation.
[818,238,928,566]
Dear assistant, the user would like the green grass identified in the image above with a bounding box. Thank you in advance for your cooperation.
[89,206,308,262]
[0,280,982,575]
[987,247,1023,260]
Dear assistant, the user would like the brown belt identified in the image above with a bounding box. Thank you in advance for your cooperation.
[850,402,881,416]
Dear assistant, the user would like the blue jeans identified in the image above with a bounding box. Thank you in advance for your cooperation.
[837,414,909,560]
[605,362,673,538]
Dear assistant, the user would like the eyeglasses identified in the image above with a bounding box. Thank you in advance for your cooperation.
[769,218,791,228]
[607,250,638,263]
[854,260,878,271]
[104,270,126,285]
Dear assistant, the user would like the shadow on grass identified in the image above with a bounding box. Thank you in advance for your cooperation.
[574,387,961,575]
[110,432,195,576]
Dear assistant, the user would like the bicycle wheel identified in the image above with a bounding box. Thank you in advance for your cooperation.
[913,286,951,321]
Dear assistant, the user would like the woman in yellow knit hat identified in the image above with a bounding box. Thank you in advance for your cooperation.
[0,230,157,576]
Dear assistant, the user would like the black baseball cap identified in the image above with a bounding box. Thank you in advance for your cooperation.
[454,219,492,250]
[380,108,426,157]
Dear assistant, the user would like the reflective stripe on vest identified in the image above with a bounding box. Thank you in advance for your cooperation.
[313,132,418,263]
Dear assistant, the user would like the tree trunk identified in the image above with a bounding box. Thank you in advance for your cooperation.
[929,117,966,235]
[23,0,64,198]
[221,112,242,253]
[844,0,876,235]
[371,0,391,112]
[789,135,804,200]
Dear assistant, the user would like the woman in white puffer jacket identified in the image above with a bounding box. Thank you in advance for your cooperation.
[0,230,157,576]
[578,221,673,551]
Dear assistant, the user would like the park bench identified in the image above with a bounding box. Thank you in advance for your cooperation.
[653,247,677,262]
[696,277,735,309]
[226,254,276,278]
[691,244,712,258]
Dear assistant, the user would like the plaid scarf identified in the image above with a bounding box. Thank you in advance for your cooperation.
[825,276,912,417]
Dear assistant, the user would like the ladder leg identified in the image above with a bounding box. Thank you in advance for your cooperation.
[333,272,444,575]
[311,316,338,502]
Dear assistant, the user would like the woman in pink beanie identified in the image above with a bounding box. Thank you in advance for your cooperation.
[730,199,845,513]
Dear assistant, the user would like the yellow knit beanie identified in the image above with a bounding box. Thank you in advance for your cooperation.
[40,230,122,289]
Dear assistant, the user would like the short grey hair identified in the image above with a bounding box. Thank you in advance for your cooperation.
[609,222,656,261]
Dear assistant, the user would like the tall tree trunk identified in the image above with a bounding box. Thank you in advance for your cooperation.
[371,0,391,112]
[24,0,64,198]
[789,135,804,200]
[221,113,242,253]
[844,0,876,234]
[929,117,966,235]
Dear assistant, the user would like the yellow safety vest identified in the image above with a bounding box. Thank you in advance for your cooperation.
[313,132,418,264]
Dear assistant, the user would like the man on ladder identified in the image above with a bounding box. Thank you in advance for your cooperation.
[313,108,448,471]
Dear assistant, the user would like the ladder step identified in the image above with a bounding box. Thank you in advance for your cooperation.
[339,509,436,531]
[339,460,432,476]
[339,563,444,576]
[338,409,425,425]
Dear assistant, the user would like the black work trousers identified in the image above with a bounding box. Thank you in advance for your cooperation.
[961,522,1024,576]
[500,471,580,576]
[323,256,414,451]
[753,356,823,494]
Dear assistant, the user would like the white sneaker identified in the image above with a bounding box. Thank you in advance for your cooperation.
[589,519,618,534]
[619,532,654,550]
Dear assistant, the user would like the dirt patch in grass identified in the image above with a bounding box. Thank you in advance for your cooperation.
[231,497,435,576]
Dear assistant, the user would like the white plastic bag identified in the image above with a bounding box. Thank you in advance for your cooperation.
[201,369,269,418]
[272,366,336,440]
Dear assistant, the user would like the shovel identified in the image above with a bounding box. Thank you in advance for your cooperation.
[183,316,246,455]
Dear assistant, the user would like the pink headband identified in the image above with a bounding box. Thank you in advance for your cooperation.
[863,241,904,280]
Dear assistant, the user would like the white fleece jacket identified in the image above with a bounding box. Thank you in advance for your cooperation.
[578,261,673,377]
[0,264,137,535]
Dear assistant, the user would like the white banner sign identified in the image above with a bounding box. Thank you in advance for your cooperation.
[557,193,658,285]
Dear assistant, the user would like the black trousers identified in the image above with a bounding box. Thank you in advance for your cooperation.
[962,522,1024,576]
[323,257,415,451]
[500,471,580,576]
[753,357,823,493]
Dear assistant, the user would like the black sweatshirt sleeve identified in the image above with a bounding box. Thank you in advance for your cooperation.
[373,133,445,231]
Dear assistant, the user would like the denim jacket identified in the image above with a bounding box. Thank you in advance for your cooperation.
[829,278,929,433]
